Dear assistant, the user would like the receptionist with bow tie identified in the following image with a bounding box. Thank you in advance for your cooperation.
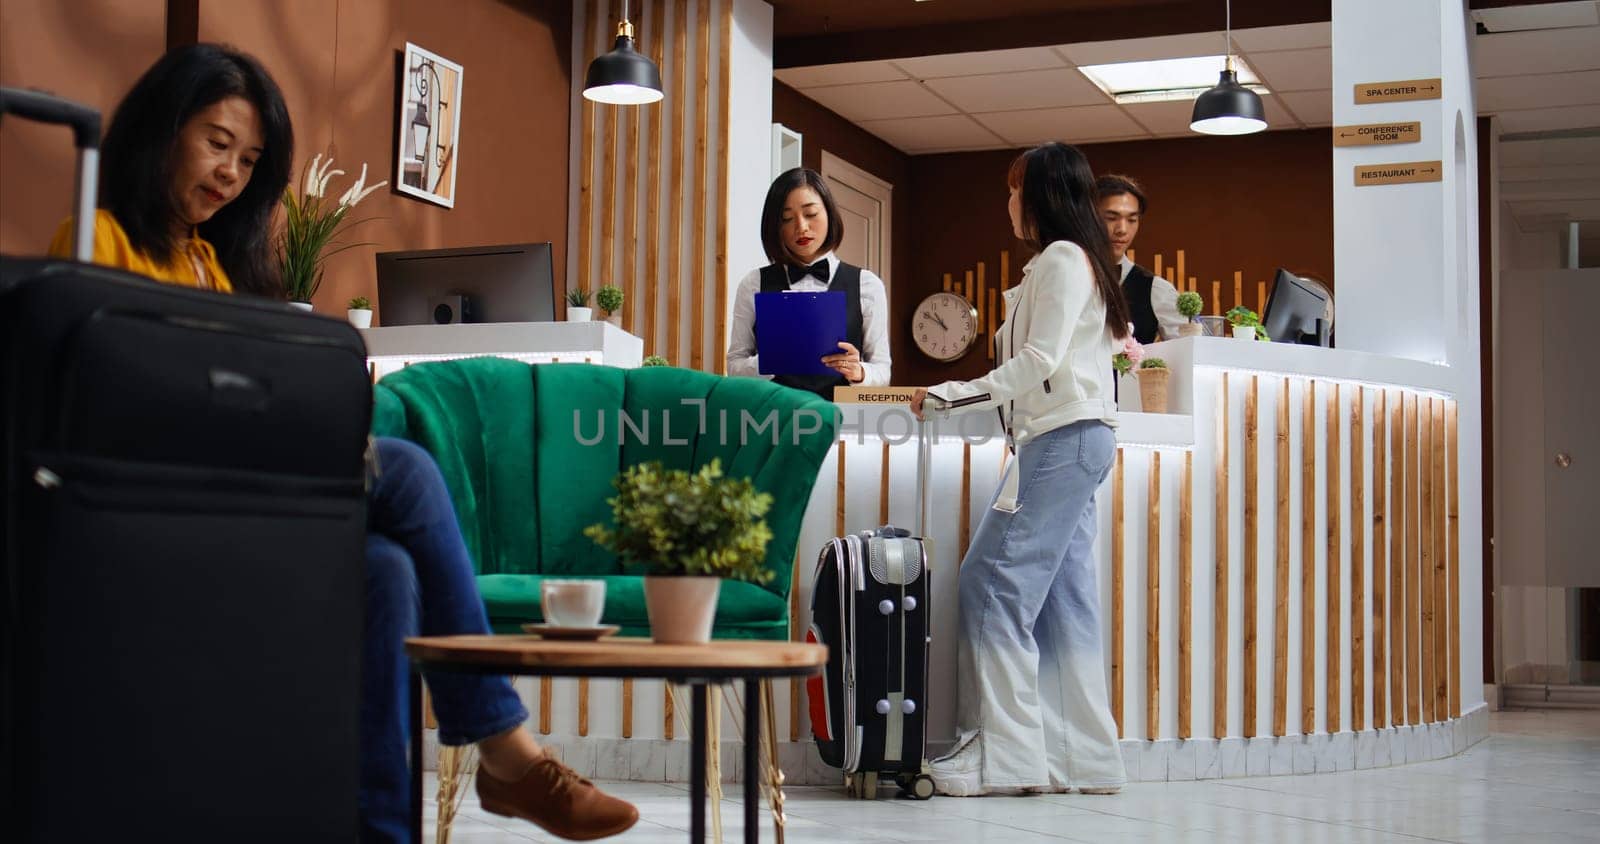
[726,167,892,399]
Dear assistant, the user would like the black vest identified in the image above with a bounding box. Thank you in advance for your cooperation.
[757,261,864,400]
[1122,263,1160,345]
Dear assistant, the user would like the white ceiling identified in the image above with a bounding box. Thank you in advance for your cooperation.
[774,3,1600,257]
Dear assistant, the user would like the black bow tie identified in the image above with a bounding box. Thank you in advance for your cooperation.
[787,260,829,284]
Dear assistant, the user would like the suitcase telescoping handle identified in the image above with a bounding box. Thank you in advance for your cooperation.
[0,87,102,262]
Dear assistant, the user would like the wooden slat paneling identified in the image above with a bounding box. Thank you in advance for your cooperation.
[621,50,639,336]
[643,0,664,355]
[836,442,847,536]
[1373,390,1388,728]
[622,678,634,739]
[540,677,553,735]
[1275,377,1290,738]
[879,440,891,525]
[575,0,603,311]
[1243,376,1259,738]
[1214,372,1231,739]
[1446,399,1461,719]
[960,443,972,562]
[1180,450,1194,740]
[666,0,688,366]
[713,0,731,373]
[1148,451,1162,740]
[689,0,711,371]
[1328,382,1342,734]
[579,678,590,736]
[664,684,675,740]
[1300,380,1315,736]
[599,0,619,299]
[1405,393,1420,725]
[1432,397,1448,720]
[1390,391,1405,725]
[1419,397,1434,724]
[1112,448,1125,738]
[790,549,802,742]
[1351,386,1366,731]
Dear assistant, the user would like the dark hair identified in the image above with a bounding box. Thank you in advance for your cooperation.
[759,168,843,266]
[100,43,293,298]
[1095,173,1148,215]
[1008,143,1131,339]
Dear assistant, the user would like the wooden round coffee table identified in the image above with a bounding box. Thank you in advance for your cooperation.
[406,636,827,843]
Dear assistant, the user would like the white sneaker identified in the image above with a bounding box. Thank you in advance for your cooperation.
[930,735,984,797]
[1077,785,1123,795]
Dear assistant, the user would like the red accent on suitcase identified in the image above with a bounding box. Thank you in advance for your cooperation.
[805,625,832,742]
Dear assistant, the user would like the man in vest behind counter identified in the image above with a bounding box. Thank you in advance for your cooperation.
[1096,174,1185,344]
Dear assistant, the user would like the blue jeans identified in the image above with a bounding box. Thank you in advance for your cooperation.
[361,438,529,843]
[954,420,1126,790]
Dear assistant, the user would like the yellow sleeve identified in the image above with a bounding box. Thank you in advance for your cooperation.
[47,210,134,271]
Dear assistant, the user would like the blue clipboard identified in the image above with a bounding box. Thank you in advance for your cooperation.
[754,290,848,377]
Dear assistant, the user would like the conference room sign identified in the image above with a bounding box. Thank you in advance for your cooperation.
[1333,121,1422,147]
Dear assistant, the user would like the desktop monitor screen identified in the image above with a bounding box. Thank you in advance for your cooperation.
[1262,268,1333,346]
[375,242,555,325]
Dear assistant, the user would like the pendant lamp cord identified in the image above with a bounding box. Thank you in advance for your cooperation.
[1224,0,1234,72]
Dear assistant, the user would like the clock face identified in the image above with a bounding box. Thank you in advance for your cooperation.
[913,291,980,362]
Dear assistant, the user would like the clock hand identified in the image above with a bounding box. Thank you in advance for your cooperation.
[931,312,948,331]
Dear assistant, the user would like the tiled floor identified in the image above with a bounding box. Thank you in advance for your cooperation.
[423,709,1600,843]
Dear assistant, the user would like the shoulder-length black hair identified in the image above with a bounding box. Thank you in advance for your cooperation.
[100,42,293,298]
[1008,143,1131,339]
[759,167,843,266]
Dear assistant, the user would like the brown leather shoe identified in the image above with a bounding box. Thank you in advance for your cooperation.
[475,756,639,840]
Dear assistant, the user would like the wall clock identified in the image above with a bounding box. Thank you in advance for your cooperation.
[912,291,979,362]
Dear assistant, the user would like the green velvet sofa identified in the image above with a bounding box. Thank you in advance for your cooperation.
[370,358,837,640]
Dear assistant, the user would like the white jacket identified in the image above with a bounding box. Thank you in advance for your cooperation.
[928,240,1117,447]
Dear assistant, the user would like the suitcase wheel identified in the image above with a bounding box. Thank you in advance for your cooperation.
[896,773,936,800]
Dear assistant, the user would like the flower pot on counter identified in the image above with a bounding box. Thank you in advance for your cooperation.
[1137,368,1170,413]
[289,301,314,312]
[567,306,593,322]
[1231,324,1255,340]
[347,308,372,329]
[1178,322,1204,338]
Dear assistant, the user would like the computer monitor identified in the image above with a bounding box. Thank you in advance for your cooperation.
[375,242,555,325]
[1262,268,1333,346]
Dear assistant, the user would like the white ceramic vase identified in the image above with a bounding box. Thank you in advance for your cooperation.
[643,576,720,644]
[1232,324,1256,340]
[289,301,314,312]
[567,306,593,322]
[347,308,372,328]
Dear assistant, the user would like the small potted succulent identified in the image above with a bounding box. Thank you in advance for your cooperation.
[596,284,624,326]
[1176,291,1205,337]
[1226,305,1269,341]
[1137,358,1170,413]
[566,287,593,322]
[346,296,373,329]
[584,459,773,644]
[641,355,670,367]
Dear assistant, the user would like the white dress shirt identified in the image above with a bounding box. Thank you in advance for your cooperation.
[725,252,892,387]
[1119,255,1187,340]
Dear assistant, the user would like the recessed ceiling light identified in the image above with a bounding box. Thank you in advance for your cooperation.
[1079,55,1269,105]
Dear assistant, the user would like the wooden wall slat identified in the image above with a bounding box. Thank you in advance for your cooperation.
[1404,393,1420,725]
[1419,397,1434,724]
[665,0,688,366]
[1112,448,1125,738]
[622,678,634,739]
[664,684,675,740]
[1300,380,1315,736]
[689,0,711,371]
[790,550,802,742]
[1148,452,1162,740]
[599,0,619,298]
[1180,450,1194,740]
[1243,376,1259,738]
[836,442,847,537]
[574,0,603,310]
[1214,372,1231,740]
[960,443,972,562]
[643,0,664,355]
[540,677,553,734]
[621,52,639,335]
[1328,382,1342,734]
[713,0,731,373]
[1351,386,1366,731]
[1274,377,1290,738]
[578,678,590,736]
[1390,391,1405,725]
[1432,398,1448,721]
[1373,390,1388,728]
[879,441,891,525]
[1446,399,1461,719]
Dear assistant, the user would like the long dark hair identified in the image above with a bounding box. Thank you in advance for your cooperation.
[100,43,293,298]
[759,167,843,266]
[1009,143,1131,339]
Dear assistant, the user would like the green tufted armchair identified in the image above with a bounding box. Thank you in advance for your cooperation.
[370,358,838,639]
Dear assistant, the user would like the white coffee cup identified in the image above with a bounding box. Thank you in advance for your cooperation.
[541,579,606,628]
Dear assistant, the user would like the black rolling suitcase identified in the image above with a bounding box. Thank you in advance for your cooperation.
[0,89,373,842]
[807,421,935,800]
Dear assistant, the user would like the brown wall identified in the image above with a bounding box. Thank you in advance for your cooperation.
[771,81,914,382]
[0,0,166,253]
[901,130,1334,386]
[1,0,571,319]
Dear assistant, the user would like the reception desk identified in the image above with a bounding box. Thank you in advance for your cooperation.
[396,335,1486,784]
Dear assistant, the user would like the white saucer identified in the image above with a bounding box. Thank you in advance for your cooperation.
[521,623,620,641]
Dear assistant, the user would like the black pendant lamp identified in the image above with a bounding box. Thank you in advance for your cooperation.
[583,1,663,105]
[1190,0,1266,135]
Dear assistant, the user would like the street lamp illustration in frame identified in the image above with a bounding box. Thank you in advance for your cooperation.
[396,42,463,207]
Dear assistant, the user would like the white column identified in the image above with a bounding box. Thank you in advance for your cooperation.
[726,0,775,335]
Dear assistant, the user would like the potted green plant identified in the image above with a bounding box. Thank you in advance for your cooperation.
[584,459,773,643]
[1176,291,1205,337]
[595,284,624,326]
[1225,305,1270,341]
[641,355,670,367]
[347,296,373,329]
[279,154,386,309]
[566,287,593,322]
[1137,358,1170,413]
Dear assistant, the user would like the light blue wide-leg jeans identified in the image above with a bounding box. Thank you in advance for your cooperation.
[954,419,1125,790]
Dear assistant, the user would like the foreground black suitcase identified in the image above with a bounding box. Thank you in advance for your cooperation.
[807,423,934,800]
[0,88,372,842]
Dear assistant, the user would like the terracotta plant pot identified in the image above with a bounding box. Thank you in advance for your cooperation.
[643,575,720,644]
[1137,367,1170,414]
[1178,322,1204,338]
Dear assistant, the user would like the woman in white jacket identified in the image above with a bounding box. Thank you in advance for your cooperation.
[913,142,1133,797]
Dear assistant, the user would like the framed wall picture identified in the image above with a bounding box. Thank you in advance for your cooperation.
[396,42,463,208]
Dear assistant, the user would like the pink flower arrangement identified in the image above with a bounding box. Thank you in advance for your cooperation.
[1112,324,1144,374]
